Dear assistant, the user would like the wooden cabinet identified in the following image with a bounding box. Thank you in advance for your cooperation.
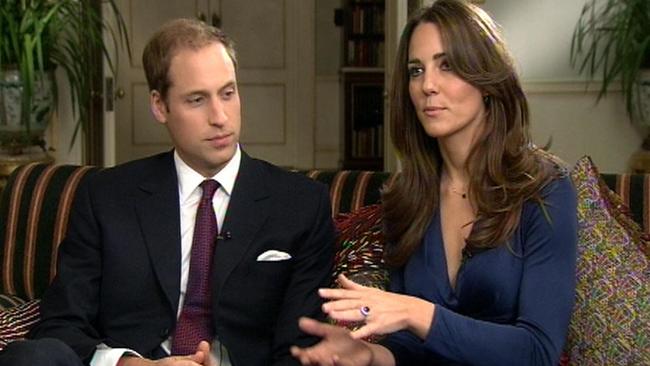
[340,0,385,170]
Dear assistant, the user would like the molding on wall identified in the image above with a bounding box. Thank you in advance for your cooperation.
[316,75,340,82]
[522,80,623,94]
[315,146,338,152]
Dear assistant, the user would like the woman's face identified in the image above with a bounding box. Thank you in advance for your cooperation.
[407,22,486,143]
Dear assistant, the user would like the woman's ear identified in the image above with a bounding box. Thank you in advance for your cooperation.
[150,90,168,124]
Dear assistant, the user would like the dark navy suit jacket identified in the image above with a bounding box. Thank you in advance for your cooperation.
[29,151,335,366]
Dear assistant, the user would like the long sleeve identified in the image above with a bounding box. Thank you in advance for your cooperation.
[269,183,335,365]
[383,176,577,366]
[27,152,183,362]
[28,172,104,362]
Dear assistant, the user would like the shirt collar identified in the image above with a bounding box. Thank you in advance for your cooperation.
[174,145,241,204]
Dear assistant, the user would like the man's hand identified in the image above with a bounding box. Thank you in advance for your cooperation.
[119,341,215,366]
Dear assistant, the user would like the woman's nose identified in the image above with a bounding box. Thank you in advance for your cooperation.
[422,70,438,95]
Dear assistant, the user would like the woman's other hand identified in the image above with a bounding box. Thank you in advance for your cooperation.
[290,317,373,366]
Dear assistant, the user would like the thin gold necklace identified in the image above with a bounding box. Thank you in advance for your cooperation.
[449,185,467,199]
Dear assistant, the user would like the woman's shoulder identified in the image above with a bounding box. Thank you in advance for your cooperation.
[533,148,570,180]
[539,174,575,202]
[516,149,576,215]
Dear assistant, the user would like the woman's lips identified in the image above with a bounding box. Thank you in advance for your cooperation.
[423,106,445,117]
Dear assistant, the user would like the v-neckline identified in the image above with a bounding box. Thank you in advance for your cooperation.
[434,211,461,297]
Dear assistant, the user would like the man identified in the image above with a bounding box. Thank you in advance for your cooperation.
[0,19,334,366]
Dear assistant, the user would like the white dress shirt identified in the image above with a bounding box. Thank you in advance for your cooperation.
[90,146,241,366]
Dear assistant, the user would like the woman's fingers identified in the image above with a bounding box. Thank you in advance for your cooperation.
[322,298,363,311]
[327,308,367,322]
[337,273,366,289]
[318,274,372,300]
[318,287,358,300]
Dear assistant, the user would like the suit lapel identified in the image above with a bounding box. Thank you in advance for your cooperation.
[214,152,270,292]
[134,152,182,314]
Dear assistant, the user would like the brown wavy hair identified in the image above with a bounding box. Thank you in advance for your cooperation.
[382,0,560,267]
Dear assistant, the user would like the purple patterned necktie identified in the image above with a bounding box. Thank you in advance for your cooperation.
[171,179,219,355]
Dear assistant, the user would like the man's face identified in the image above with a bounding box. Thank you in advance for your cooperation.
[151,42,241,177]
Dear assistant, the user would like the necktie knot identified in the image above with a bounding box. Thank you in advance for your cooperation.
[200,179,219,201]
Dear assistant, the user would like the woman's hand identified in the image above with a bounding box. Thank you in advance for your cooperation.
[291,317,373,366]
[321,274,435,340]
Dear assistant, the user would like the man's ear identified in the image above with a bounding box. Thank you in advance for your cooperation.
[150,90,168,124]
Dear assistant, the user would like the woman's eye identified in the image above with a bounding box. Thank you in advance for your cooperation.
[408,66,423,77]
[440,60,451,71]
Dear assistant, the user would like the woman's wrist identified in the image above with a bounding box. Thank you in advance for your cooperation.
[407,298,435,339]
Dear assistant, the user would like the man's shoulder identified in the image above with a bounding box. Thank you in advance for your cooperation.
[246,156,326,193]
[84,152,173,192]
[100,152,171,176]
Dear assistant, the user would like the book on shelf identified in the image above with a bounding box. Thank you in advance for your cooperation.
[351,126,383,159]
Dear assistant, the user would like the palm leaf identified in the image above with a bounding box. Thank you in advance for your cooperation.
[571,0,650,124]
[0,0,130,149]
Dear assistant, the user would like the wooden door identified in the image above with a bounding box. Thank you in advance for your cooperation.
[110,0,315,169]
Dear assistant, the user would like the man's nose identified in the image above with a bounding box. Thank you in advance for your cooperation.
[209,99,227,125]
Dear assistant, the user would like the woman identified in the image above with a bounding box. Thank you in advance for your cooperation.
[291,1,577,365]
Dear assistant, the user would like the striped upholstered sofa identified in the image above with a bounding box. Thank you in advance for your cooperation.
[0,162,648,360]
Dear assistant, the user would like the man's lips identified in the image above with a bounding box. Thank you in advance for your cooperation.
[207,134,231,141]
[206,133,233,147]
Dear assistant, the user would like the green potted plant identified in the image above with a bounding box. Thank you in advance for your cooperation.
[0,0,129,155]
[571,0,650,126]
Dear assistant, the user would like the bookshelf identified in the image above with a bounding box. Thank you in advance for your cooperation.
[343,0,385,68]
[339,0,385,170]
[342,69,384,170]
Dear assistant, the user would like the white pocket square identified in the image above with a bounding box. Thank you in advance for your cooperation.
[256,250,292,262]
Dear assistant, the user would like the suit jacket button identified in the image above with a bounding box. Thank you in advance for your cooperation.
[160,328,169,337]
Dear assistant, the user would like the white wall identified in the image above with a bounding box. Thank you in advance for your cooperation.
[482,0,642,173]
[44,68,83,165]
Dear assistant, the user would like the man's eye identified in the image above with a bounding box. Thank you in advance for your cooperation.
[408,66,423,77]
[188,96,204,104]
[222,88,236,99]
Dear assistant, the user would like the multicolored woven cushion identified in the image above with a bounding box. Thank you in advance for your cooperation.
[331,204,388,342]
[567,156,650,365]
[0,299,40,351]
[302,171,394,217]
[332,204,388,288]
